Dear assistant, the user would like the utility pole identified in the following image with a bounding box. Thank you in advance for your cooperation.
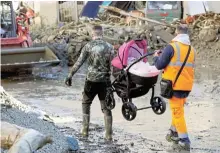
[11,1,17,37]
[74,1,78,22]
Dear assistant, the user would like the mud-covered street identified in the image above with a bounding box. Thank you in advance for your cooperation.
[1,1,220,153]
[1,60,220,153]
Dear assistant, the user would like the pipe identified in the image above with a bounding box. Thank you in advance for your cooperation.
[1,47,46,55]
[10,1,17,37]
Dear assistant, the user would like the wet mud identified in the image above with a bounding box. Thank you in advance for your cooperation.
[1,61,220,153]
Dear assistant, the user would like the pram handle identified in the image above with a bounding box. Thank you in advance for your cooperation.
[125,51,157,71]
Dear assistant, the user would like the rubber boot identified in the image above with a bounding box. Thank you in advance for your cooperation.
[81,114,90,137]
[104,115,113,141]
[166,129,179,143]
[178,138,191,151]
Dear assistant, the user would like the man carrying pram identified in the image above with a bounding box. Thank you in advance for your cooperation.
[154,24,195,151]
[65,25,114,141]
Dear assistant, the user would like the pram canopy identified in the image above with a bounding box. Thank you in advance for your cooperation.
[111,39,148,69]
[111,39,160,86]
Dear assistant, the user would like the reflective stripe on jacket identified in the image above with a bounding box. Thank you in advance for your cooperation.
[162,42,195,91]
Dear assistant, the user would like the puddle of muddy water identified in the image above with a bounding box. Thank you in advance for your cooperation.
[1,63,220,153]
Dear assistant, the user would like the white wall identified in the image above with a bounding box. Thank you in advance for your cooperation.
[183,1,220,18]
[205,1,220,13]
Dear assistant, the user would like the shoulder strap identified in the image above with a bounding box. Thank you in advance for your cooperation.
[173,45,191,86]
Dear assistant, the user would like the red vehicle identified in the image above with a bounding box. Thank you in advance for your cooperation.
[1,1,33,49]
[1,1,60,74]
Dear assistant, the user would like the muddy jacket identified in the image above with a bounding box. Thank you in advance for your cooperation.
[68,38,114,82]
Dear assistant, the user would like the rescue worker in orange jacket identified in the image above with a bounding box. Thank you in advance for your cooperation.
[153,24,195,151]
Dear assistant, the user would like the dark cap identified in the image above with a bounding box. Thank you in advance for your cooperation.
[176,24,188,34]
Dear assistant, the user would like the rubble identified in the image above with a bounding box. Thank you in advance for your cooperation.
[185,13,220,59]
[188,13,220,43]
[1,86,79,152]
[31,21,166,65]
[1,121,52,152]
[30,9,220,67]
[99,5,175,28]
[0,86,53,122]
[192,13,220,30]
[167,12,220,59]
[198,28,217,42]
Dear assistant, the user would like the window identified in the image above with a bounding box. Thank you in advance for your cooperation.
[1,1,15,37]
[77,1,84,5]
[148,1,178,10]
[1,2,12,26]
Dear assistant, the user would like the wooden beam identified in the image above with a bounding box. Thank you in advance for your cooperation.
[99,6,175,28]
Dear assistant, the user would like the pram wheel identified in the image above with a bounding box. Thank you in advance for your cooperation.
[122,102,137,121]
[151,97,166,115]
[105,99,115,110]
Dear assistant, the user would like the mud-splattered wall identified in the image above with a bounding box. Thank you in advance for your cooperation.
[39,1,59,26]
[59,1,84,22]
[27,1,84,27]
[25,1,59,27]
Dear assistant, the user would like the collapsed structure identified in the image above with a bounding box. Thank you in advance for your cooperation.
[30,5,220,66]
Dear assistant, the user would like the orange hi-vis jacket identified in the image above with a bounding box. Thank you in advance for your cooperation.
[162,41,195,91]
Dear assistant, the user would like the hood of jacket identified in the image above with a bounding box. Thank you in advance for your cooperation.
[172,34,191,45]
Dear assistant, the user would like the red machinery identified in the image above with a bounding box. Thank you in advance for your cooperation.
[15,12,33,47]
[1,1,60,74]
[1,1,33,49]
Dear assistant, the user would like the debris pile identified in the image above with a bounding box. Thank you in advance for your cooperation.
[30,7,220,66]
[180,13,220,43]
[30,23,88,66]
[30,20,161,66]
[162,12,220,59]
[1,86,78,153]
[1,121,52,153]
[188,13,220,59]
[31,20,126,66]
[192,13,220,29]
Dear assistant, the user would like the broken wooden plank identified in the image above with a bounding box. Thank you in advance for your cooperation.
[99,5,176,28]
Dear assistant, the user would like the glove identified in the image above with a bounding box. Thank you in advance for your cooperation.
[65,77,72,86]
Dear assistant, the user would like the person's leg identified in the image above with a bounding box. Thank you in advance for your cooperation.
[81,80,97,137]
[170,116,176,132]
[166,103,179,142]
[98,82,113,141]
[170,96,190,150]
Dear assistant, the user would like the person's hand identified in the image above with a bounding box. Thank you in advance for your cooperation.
[154,50,162,57]
[65,76,72,86]
[113,44,120,50]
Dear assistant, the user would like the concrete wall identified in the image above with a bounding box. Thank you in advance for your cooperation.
[26,1,84,27]
[39,1,59,26]
[59,1,84,22]
[25,1,58,27]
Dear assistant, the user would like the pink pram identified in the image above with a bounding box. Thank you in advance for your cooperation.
[105,39,166,121]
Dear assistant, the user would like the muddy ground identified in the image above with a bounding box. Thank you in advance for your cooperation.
[1,59,220,153]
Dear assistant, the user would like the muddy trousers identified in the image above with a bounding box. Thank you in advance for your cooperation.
[81,80,112,139]
[169,96,188,139]
[82,80,112,116]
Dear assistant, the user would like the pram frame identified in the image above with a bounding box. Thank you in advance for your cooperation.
[112,51,155,100]
[107,51,166,121]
